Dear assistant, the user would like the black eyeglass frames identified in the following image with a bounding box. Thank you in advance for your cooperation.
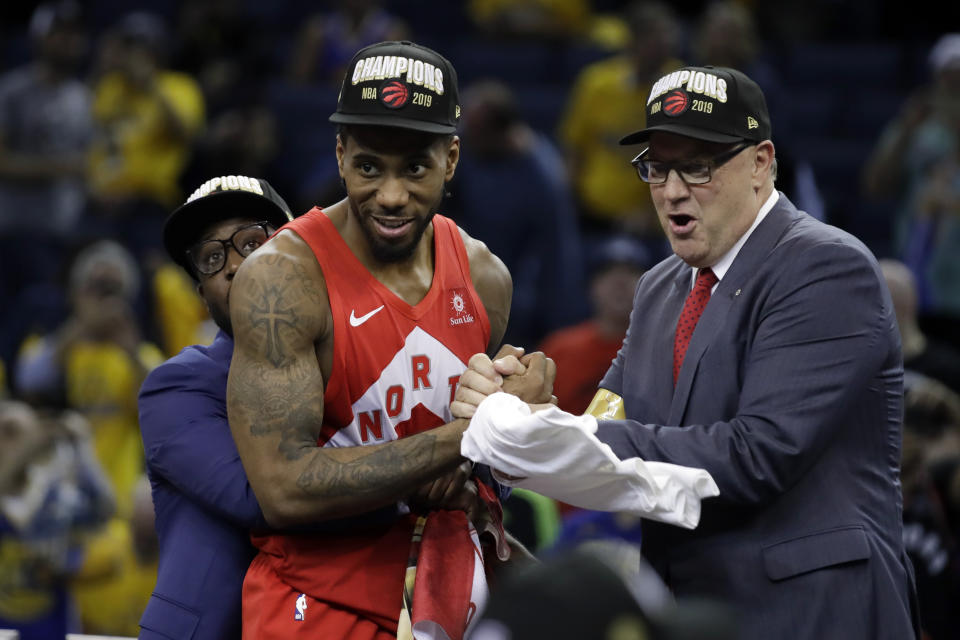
[632,142,757,184]
[187,221,273,276]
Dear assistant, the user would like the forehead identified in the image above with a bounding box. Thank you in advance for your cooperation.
[647,132,726,159]
[84,261,124,280]
[198,216,260,242]
[343,125,448,157]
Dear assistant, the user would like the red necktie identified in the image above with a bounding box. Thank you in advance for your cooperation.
[673,268,718,385]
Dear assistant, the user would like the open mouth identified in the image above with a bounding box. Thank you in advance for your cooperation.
[372,216,415,238]
[668,213,696,233]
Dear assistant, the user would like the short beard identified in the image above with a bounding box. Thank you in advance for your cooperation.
[355,185,445,263]
[364,210,437,263]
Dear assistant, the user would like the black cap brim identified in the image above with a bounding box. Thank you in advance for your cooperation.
[163,190,292,270]
[329,112,457,135]
[620,123,745,146]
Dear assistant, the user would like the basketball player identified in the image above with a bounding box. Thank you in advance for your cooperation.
[226,40,552,639]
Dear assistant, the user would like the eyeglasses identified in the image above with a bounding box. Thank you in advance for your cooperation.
[187,221,273,276]
[632,142,757,184]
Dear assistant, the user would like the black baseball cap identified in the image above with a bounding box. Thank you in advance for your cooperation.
[620,66,771,146]
[329,40,460,135]
[163,175,293,275]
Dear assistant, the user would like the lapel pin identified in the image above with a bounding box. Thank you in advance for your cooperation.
[734,288,741,296]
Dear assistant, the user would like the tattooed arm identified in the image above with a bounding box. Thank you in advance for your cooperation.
[226,231,470,528]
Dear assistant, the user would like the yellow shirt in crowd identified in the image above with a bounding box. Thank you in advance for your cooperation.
[559,55,683,232]
[152,261,213,358]
[62,341,163,515]
[88,70,204,207]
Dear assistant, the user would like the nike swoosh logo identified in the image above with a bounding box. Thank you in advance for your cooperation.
[349,305,385,327]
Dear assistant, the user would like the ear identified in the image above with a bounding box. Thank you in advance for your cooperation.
[197,281,210,309]
[444,136,461,182]
[336,134,346,179]
[753,140,775,187]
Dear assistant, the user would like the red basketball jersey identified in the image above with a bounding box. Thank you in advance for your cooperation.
[245,208,491,634]
[291,207,491,445]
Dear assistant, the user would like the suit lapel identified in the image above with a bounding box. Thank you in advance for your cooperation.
[668,194,799,424]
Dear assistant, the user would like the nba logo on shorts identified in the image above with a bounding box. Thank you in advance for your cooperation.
[294,593,307,621]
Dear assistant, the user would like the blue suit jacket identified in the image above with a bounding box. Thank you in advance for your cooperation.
[596,195,918,639]
[138,331,265,640]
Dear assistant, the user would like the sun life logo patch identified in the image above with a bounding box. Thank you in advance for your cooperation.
[662,90,691,117]
[380,80,409,109]
[448,288,475,327]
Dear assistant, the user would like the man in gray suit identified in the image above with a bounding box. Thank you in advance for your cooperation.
[455,66,919,639]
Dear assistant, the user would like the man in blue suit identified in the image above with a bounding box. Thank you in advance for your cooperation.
[457,66,920,639]
[136,176,294,639]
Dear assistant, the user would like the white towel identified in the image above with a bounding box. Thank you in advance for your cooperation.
[461,393,719,529]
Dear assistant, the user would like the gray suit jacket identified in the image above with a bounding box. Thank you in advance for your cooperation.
[596,194,918,640]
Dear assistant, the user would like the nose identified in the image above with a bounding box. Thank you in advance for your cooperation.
[376,175,410,210]
[660,168,691,201]
[223,245,244,279]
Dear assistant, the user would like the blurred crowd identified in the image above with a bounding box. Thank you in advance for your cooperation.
[0,0,958,638]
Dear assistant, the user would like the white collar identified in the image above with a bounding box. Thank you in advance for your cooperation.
[690,189,779,288]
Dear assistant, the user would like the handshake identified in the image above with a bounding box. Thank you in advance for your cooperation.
[451,345,558,421]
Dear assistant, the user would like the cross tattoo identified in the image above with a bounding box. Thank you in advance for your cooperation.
[249,285,299,368]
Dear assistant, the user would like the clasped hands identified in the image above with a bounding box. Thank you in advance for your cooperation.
[454,345,557,483]
[408,345,556,515]
[451,345,557,419]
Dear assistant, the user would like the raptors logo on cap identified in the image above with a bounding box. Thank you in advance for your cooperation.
[380,80,409,109]
[662,90,691,117]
